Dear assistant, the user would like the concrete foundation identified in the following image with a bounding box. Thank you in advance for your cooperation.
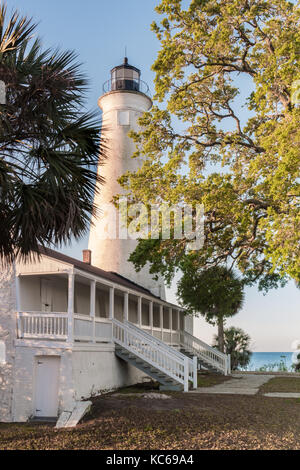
[11,343,147,422]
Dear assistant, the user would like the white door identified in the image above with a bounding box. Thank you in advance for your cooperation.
[41,279,53,312]
[34,356,60,417]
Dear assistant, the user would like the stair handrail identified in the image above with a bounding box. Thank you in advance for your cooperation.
[114,319,187,363]
[124,321,185,360]
[124,321,198,388]
[181,330,230,374]
[182,330,226,359]
[112,319,196,391]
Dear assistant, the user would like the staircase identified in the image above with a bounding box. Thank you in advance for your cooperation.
[180,330,230,375]
[112,319,197,391]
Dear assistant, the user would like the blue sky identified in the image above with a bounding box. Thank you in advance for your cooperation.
[10,0,299,351]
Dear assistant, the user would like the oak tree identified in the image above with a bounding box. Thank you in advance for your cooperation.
[121,0,300,291]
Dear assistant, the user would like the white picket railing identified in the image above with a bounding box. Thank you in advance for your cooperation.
[126,320,197,385]
[113,319,197,391]
[17,312,68,339]
[180,330,230,375]
[126,321,183,359]
[17,311,113,343]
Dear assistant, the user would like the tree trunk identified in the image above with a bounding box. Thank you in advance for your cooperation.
[217,316,225,354]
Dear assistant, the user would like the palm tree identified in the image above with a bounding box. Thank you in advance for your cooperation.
[213,327,252,370]
[292,352,300,372]
[0,2,106,262]
[178,265,245,353]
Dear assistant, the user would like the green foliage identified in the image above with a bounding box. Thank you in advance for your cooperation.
[177,266,245,323]
[0,2,105,261]
[178,265,244,353]
[213,326,252,370]
[292,352,300,372]
[122,0,300,290]
[257,360,289,372]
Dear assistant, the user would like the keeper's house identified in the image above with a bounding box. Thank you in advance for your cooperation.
[0,247,229,422]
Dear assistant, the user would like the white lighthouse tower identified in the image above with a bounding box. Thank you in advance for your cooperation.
[88,58,166,299]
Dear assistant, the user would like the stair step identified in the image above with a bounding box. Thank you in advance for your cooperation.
[114,325,227,388]
[116,350,181,386]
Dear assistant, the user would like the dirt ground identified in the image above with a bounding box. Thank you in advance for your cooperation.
[1,378,300,450]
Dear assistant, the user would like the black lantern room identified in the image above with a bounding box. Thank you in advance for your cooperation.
[110,57,141,92]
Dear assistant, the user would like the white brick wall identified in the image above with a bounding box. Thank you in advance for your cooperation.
[0,264,16,422]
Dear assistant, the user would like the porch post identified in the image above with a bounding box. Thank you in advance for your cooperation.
[15,275,22,338]
[227,354,231,376]
[169,307,172,345]
[67,272,75,344]
[149,301,153,335]
[109,287,114,319]
[160,305,163,340]
[124,292,129,322]
[15,275,21,311]
[193,356,198,389]
[90,280,96,343]
[177,309,180,344]
[184,356,189,392]
[138,296,142,328]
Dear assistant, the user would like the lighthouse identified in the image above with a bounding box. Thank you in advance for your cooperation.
[88,58,166,299]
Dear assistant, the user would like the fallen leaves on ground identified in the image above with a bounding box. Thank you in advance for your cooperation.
[1,392,300,450]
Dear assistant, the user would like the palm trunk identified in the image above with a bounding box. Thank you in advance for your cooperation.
[217,316,225,354]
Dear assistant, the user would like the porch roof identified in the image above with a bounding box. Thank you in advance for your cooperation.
[37,246,173,306]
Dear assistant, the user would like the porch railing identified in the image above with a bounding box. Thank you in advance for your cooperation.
[73,314,112,342]
[17,312,68,340]
[17,311,181,346]
[17,311,112,343]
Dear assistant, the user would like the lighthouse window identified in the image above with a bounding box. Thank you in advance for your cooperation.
[116,68,125,78]
[118,110,130,126]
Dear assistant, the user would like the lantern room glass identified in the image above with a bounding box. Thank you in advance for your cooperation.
[111,61,141,92]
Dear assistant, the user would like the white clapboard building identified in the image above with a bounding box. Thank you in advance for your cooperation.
[0,60,229,423]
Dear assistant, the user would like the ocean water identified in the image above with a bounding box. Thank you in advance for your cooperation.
[245,352,294,372]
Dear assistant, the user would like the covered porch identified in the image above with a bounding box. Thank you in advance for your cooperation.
[16,269,185,346]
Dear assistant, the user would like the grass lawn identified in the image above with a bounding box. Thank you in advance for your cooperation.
[197,372,232,388]
[1,387,300,450]
[259,376,300,394]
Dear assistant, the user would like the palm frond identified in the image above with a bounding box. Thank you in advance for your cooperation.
[0,2,107,262]
[0,3,36,54]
